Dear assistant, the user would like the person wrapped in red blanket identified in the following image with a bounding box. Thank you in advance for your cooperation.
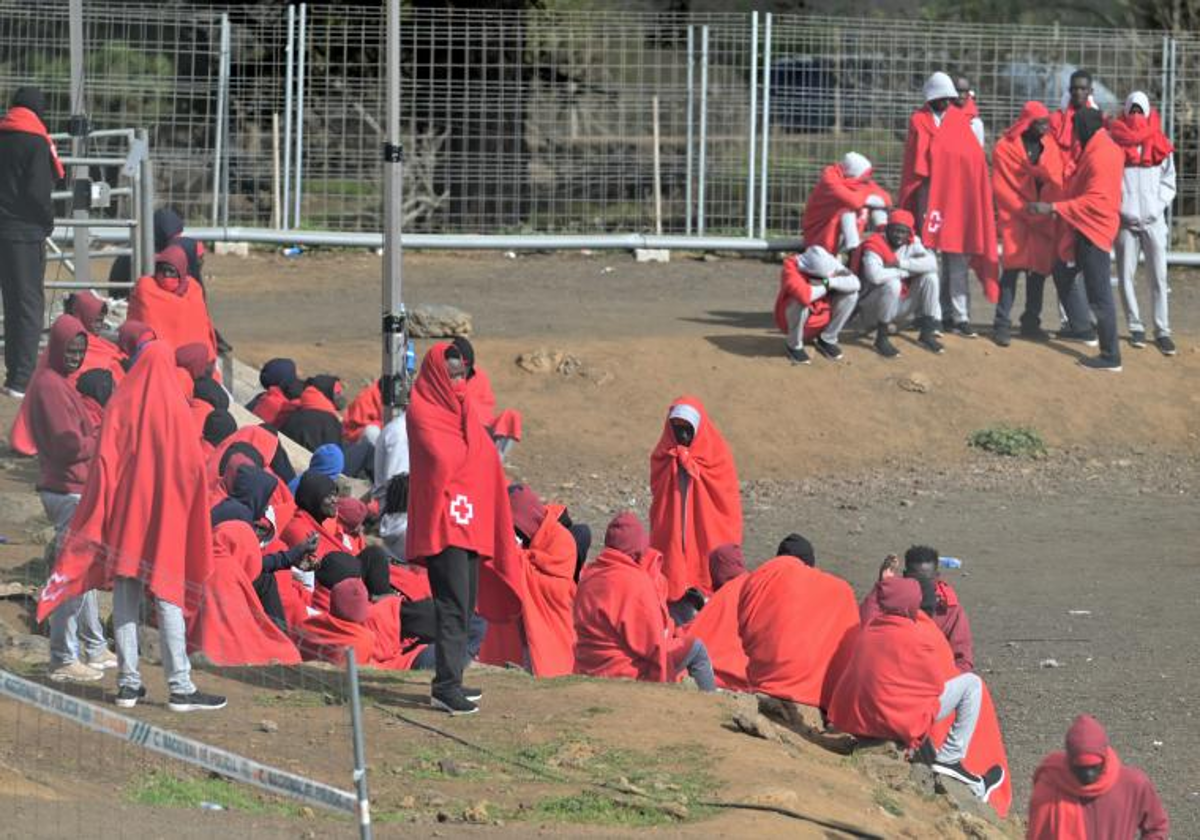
[686,544,750,691]
[1027,714,1168,839]
[859,545,974,673]
[649,396,742,603]
[37,339,226,712]
[128,245,221,382]
[801,152,892,255]
[574,512,715,691]
[407,341,524,715]
[247,357,303,427]
[774,245,861,364]
[990,101,1064,345]
[737,535,859,709]
[478,483,578,677]
[827,578,1008,814]
[899,71,999,336]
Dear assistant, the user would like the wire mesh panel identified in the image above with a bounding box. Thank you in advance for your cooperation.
[2,2,1198,238]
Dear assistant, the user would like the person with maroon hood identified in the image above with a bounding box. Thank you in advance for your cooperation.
[1027,714,1168,839]
[26,315,115,683]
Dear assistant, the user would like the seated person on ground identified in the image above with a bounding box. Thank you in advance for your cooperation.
[775,245,861,364]
[687,544,751,691]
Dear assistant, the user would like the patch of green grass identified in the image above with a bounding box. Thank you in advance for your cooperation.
[253,689,336,708]
[968,424,1047,458]
[128,769,302,816]
[873,788,906,817]
[534,790,679,827]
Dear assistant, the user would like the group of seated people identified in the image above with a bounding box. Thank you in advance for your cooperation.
[13,236,1168,833]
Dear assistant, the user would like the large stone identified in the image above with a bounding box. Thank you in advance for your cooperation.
[756,693,857,754]
[408,305,472,338]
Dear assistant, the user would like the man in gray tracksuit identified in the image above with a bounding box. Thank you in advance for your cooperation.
[1115,91,1176,356]
[856,209,945,358]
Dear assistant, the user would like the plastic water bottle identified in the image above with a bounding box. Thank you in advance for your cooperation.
[938,556,963,570]
[282,245,303,258]
[405,341,417,374]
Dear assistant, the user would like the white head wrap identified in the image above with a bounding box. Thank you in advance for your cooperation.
[923,71,957,104]
[839,151,872,179]
[1125,90,1150,117]
[668,403,701,434]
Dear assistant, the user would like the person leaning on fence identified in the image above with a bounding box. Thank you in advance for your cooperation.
[36,339,226,712]
[0,86,62,399]
[26,315,115,683]
[991,101,1064,346]
[852,208,944,357]
[1029,109,1126,372]
[774,245,861,365]
[1110,91,1177,357]
[898,71,999,338]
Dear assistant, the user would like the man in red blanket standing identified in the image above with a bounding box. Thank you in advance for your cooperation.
[899,71,999,338]
[1112,91,1177,356]
[1027,714,1168,839]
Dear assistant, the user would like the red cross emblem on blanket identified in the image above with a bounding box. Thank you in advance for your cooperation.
[450,494,474,526]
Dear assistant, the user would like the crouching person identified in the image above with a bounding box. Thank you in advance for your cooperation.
[573,512,715,692]
[855,209,945,356]
[774,245,860,364]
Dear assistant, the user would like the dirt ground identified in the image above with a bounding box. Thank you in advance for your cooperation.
[1,248,1198,836]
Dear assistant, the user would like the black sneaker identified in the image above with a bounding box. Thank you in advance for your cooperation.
[1019,324,1051,343]
[431,691,478,716]
[918,329,945,355]
[814,337,844,361]
[874,328,900,358]
[1156,336,1177,356]
[785,345,811,365]
[951,321,978,339]
[992,324,1011,347]
[1057,328,1100,348]
[979,764,1006,802]
[931,759,983,789]
[462,686,483,702]
[1130,330,1147,349]
[115,685,147,709]
[911,737,937,766]
[168,690,227,712]
[1079,356,1122,373]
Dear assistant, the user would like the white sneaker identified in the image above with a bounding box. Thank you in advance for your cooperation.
[50,661,104,683]
[2,387,25,400]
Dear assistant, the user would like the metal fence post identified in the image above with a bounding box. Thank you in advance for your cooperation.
[758,13,772,239]
[139,130,155,277]
[346,648,373,840]
[746,12,758,238]
[211,13,231,227]
[697,25,708,236]
[685,26,694,236]
[282,4,295,232]
[293,2,308,230]
[68,0,90,287]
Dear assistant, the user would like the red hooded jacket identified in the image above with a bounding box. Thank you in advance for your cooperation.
[24,316,97,495]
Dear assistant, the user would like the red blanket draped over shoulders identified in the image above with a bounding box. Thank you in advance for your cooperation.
[466,367,522,441]
[687,573,750,691]
[363,596,427,670]
[736,556,859,708]
[992,128,1063,275]
[38,342,213,620]
[1054,130,1125,260]
[293,610,375,666]
[343,380,382,443]
[649,396,742,600]
[801,162,891,252]
[573,547,670,682]
[189,521,300,665]
[406,343,523,621]
[127,276,219,379]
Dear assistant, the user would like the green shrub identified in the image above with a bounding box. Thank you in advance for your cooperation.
[968,425,1047,458]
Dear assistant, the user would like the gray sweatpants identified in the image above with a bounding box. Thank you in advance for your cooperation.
[784,275,861,349]
[857,272,941,328]
[112,577,195,695]
[1115,218,1171,338]
[41,491,108,668]
[935,672,982,764]
[939,253,971,324]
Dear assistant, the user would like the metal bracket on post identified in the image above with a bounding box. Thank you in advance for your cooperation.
[383,142,404,163]
[381,310,409,412]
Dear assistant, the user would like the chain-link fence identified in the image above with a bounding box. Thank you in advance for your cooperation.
[2,2,1200,240]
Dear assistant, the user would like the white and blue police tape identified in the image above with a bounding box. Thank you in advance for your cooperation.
[0,669,356,815]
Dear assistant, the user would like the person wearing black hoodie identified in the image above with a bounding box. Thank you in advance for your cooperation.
[0,87,61,397]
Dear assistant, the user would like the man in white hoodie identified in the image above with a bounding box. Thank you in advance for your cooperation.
[1111,90,1177,356]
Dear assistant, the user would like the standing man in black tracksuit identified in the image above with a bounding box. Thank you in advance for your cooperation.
[0,87,61,398]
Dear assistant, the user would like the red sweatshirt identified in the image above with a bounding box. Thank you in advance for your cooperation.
[27,316,96,494]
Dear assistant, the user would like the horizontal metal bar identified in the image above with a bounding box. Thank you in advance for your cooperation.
[60,157,129,167]
[48,248,132,262]
[52,187,133,201]
[53,218,137,228]
[45,281,135,289]
[50,128,138,141]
